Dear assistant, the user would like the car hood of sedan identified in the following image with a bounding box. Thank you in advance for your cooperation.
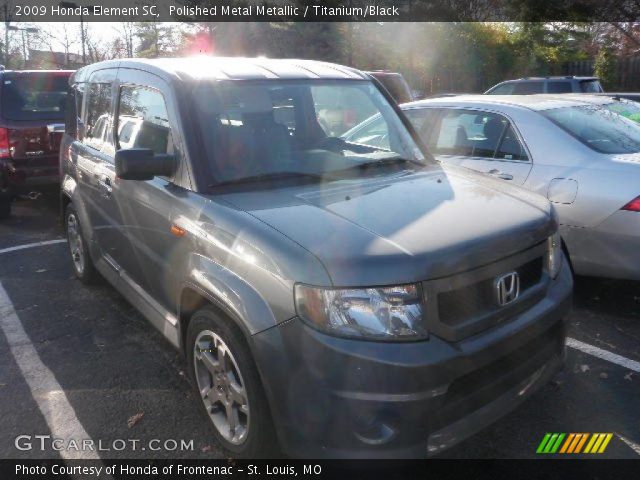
[219,164,554,286]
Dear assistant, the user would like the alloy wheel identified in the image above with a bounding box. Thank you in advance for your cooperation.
[194,330,250,445]
[67,212,85,275]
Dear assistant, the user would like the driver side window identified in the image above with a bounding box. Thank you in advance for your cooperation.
[116,85,174,156]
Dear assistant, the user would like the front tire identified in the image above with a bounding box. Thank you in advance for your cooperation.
[187,306,277,458]
[65,203,97,284]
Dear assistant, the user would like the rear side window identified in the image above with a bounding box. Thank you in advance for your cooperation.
[1,72,69,120]
[512,82,544,94]
[580,80,603,93]
[65,83,85,138]
[84,83,113,151]
[430,109,528,160]
[547,81,572,93]
[116,86,173,155]
[495,125,528,160]
[486,83,515,95]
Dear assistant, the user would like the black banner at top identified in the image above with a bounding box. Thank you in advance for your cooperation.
[1,0,640,22]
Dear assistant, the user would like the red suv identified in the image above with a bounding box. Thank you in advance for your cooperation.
[0,69,73,218]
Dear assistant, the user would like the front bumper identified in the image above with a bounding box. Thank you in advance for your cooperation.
[562,211,640,280]
[252,259,572,459]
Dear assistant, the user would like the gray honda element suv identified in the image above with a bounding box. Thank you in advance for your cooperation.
[60,58,572,458]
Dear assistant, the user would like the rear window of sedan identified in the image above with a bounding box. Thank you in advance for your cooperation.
[542,105,640,154]
[579,79,603,93]
[1,72,69,121]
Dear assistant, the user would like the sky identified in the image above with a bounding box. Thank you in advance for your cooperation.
[4,21,121,56]
[7,22,188,57]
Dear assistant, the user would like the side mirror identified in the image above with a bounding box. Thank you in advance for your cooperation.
[115,149,174,181]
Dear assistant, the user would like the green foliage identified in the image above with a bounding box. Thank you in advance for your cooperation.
[180,21,603,94]
[594,44,618,89]
[509,23,592,76]
[135,23,177,58]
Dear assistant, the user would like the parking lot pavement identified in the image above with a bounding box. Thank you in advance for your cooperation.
[0,193,639,459]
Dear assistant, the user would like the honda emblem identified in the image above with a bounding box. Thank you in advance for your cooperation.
[495,272,520,306]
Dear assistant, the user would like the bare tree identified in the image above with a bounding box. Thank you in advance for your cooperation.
[42,23,78,67]
[607,22,640,50]
[114,22,136,58]
[81,24,110,63]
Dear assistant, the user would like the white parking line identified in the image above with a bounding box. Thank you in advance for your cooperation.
[0,282,99,460]
[567,337,640,373]
[618,435,640,456]
[0,238,66,255]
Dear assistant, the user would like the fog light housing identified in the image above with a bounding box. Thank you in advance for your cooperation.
[546,231,562,279]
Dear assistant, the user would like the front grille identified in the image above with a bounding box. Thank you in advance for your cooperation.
[433,320,564,430]
[438,257,543,327]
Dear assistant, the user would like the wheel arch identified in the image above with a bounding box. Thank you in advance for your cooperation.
[178,283,254,355]
[60,173,77,225]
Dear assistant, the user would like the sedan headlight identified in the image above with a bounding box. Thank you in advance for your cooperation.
[546,231,562,279]
[294,283,427,341]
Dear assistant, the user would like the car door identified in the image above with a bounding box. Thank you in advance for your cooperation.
[111,68,186,311]
[73,68,131,279]
[411,107,532,185]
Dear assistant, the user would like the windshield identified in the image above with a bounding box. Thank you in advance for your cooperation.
[1,72,69,121]
[541,105,640,154]
[193,80,426,184]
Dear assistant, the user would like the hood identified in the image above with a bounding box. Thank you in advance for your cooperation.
[217,164,554,286]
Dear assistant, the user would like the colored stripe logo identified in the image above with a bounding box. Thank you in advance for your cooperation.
[536,433,613,454]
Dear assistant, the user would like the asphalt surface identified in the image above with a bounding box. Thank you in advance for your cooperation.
[0,191,638,459]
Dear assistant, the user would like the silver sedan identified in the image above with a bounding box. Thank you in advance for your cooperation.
[343,95,640,280]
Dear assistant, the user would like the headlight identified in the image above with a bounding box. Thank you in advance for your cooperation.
[546,231,562,279]
[294,283,427,341]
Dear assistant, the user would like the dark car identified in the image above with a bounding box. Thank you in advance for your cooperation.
[485,76,603,95]
[366,70,414,104]
[0,69,73,218]
[60,57,572,458]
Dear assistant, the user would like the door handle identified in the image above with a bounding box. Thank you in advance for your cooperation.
[98,175,113,196]
[487,169,514,181]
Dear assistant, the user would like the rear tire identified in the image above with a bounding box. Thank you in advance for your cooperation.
[187,306,277,458]
[65,203,98,284]
[0,198,10,219]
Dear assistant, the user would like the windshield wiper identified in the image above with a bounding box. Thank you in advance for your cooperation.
[336,156,425,173]
[209,171,324,189]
